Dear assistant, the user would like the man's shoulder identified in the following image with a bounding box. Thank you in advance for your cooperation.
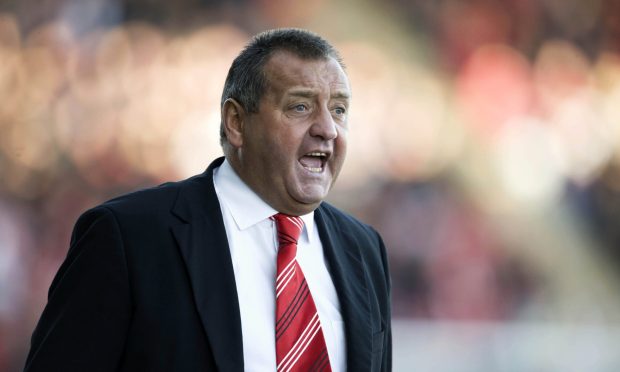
[317,201,379,238]
[317,202,388,281]
[86,171,212,222]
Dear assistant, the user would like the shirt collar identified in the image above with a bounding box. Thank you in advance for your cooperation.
[213,159,315,243]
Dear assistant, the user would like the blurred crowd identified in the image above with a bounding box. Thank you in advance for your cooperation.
[1,0,620,370]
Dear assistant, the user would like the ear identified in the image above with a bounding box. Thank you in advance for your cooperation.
[222,98,246,148]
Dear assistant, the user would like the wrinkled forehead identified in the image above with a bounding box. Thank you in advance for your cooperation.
[262,51,351,99]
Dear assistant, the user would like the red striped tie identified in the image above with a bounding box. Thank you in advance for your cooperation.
[272,213,332,372]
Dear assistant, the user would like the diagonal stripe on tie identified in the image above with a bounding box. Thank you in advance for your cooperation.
[272,213,332,372]
[276,281,310,339]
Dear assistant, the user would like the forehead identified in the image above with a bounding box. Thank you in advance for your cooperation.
[262,51,350,98]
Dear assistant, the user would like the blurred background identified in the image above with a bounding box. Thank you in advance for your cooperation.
[1,0,620,370]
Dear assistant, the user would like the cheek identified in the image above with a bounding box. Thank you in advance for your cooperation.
[335,132,348,156]
[277,129,306,154]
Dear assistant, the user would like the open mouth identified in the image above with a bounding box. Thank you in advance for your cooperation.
[299,152,329,173]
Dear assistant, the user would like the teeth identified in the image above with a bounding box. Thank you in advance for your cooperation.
[304,166,323,173]
[302,152,326,173]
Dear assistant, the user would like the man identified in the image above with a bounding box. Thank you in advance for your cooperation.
[25,28,391,371]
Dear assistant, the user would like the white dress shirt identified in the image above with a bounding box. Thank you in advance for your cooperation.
[213,160,346,371]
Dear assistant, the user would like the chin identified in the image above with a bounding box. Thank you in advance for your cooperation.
[286,182,330,209]
[287,193,323,211]
[296,189,329,203]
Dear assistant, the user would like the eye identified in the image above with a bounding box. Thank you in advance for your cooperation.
[333,107,346,116]
[293,104,307,112]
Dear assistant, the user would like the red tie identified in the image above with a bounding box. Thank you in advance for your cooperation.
[272,213,332,372]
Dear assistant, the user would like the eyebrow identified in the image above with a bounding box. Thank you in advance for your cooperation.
[332,92,351,100]
[287,89,351,100]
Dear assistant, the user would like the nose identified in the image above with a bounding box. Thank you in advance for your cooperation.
[310,107,338,140]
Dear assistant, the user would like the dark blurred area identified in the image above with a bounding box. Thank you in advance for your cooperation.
[2,0,620,370]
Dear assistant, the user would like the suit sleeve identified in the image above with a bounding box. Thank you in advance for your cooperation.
[24,206,132,372]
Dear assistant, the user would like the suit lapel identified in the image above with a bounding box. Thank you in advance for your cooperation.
[315,206,373,371]
[171,157,244,372]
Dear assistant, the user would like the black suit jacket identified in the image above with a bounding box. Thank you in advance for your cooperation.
[25,157,391,371]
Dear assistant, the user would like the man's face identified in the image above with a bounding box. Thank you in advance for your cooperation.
[235,51,350,215]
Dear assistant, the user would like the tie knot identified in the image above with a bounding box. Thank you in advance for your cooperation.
[272,213,304,246]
